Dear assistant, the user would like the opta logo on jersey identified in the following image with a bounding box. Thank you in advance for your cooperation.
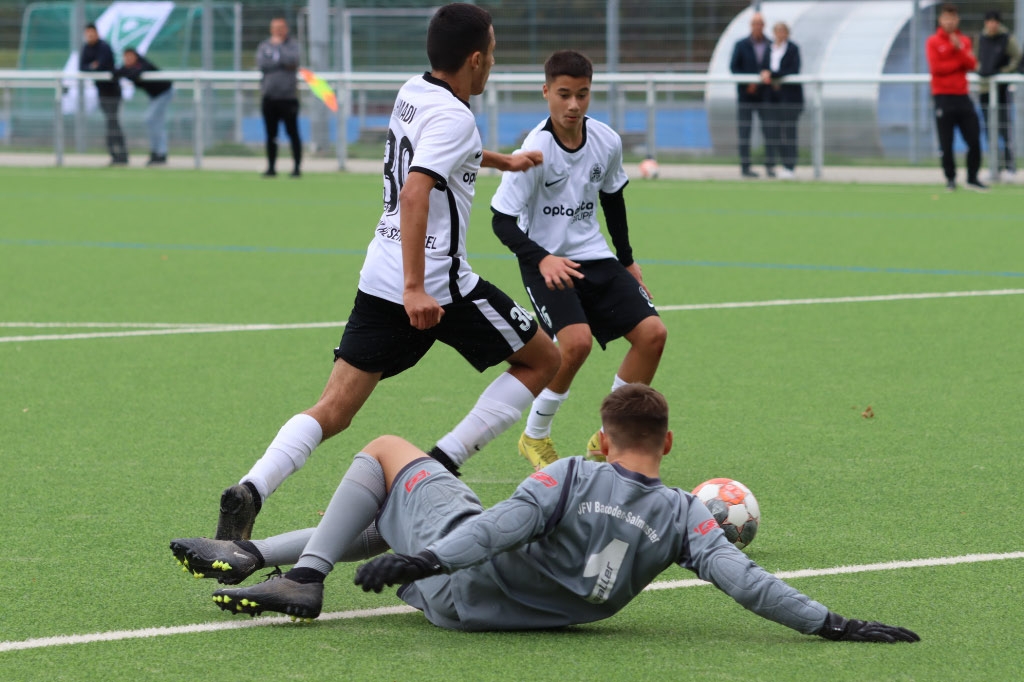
[542,200,594,221]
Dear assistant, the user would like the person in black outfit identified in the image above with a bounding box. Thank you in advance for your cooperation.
[730,12,771,178]
[115,48,174,166]
[763,22,804,179]
[80,24,127,165]
[977,10,1021,178]
[256,17,303,178]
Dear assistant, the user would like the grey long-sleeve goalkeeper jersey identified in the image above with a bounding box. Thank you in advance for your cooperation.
[411,457,829,632]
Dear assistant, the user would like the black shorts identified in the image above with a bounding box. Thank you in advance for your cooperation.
[520,258,658,350]
[335,279,538,379]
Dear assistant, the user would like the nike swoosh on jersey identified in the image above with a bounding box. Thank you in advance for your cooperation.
[475,150,483,158]
[544,176,568,187]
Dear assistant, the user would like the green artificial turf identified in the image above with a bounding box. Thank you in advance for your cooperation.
[1,166,1021,680]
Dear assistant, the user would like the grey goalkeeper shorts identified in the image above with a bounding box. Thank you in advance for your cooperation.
[376,457,483,629]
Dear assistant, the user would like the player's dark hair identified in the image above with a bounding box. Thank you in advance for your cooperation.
[600,384,669,452]
[544,50,593,83]
[939,3,958,15]
[85,23,97,31]
[427,3,492,73]
[123,47,139,57]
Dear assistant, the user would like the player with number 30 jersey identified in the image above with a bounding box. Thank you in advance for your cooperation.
[196,5,560,551]
[360,73,483,305]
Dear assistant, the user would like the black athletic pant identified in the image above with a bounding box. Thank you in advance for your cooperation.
[262,97,302,172]
[979,86,1015,172]
[933,94,981,183]
[737,99,769,170]
[769,106,800,171]
[99,96,128,163]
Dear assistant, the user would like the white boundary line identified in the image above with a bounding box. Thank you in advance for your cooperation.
[1,551,1021,653]
[656,288,1024,312]
[0,321,346,344]
[3,289,1023,344]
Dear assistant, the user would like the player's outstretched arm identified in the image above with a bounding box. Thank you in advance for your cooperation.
[482,149,543,172]
[817,611,920,643]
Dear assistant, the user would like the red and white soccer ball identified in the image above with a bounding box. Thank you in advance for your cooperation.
[638,158,659,179]
[692,478,760,550]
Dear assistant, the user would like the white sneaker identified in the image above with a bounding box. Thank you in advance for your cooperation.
[776,167,795,180]
[1002,170,1017,183]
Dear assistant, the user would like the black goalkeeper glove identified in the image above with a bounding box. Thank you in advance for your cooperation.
[354,550,444,593]
[817,611,920,643]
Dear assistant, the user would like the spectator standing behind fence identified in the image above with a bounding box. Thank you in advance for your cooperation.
[977,10,1021,180]
[762,22,803,180]
[79,23,128,166]
[926,3,986,192]
[730,12,772,178]
[257,16,303,178]
[115,48,173,167]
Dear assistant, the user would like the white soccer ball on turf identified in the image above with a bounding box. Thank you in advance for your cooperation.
[692,478,760,550]
[638,158,659,179]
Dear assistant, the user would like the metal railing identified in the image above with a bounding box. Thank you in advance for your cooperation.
[1,69,1022,180]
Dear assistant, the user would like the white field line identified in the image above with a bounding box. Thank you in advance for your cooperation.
[646,550,1024,591]
[1,551,1021,654]
[0,321,346,343]
[655,288,1024,312]
[3,289,1022,344]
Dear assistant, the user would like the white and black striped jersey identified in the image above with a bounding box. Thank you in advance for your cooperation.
[408,457,829,632]
[490,116,629,262]
[358,74,483,305]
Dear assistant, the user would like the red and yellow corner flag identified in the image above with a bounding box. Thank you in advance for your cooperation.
[299,68,338,112]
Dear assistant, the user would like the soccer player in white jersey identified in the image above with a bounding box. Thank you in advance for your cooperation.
[490,50,668,471]
[170,385,918,644]
[204,3,560,547]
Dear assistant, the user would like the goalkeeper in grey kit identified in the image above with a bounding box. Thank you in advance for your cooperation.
[172,384,918,642]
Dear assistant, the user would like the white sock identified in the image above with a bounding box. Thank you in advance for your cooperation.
[436,372,534,465]
[524,388,570,439]
[242,414,323,502]
[592,376,630,440]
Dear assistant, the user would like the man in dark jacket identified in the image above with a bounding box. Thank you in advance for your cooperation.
[79,23,128,165]
[977,10,1021,178]
[763,21,804,179]
[730,12,771,178]
[257,16,303,177]
[115,48,174,166]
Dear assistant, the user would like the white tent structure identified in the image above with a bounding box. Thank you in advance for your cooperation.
[705,0,941,159]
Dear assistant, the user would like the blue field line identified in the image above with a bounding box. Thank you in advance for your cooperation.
[3,238,1024,278]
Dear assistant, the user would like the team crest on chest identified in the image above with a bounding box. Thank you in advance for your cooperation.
[589,164,604,183]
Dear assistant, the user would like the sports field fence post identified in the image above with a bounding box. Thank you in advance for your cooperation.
[989,78,1000,182]
[812,78,823,179]
[193,78,203,169]
[54,76,65,167]
[645,78,656,158]
[335,78,347,171]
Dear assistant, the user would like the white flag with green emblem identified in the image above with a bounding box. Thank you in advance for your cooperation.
[63,2,175,114]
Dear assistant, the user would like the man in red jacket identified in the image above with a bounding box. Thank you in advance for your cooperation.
[926,3,986,191]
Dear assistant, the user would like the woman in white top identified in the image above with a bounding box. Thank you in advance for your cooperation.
[761,22,804,178]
